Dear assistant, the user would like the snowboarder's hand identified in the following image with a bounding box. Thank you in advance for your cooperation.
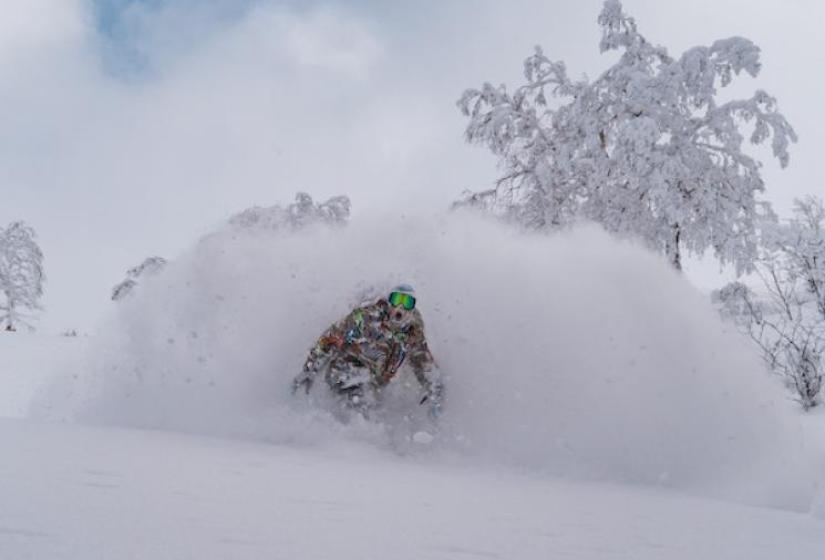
[292,372,313,395]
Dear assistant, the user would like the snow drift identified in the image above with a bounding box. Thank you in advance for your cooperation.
[35,213,824,511]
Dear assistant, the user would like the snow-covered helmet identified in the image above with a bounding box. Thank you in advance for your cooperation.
[391,283,416,296]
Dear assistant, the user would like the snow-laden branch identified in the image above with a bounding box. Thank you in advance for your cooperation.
[456,0,796,273]
[714,197,825,409]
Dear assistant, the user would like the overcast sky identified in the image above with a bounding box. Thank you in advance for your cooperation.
[1,0,823,332]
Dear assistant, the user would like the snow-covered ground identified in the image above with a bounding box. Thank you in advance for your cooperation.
[3,220,825,558]
[2,417,824,560]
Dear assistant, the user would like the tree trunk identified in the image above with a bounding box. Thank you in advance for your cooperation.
[3,297,18,332]
[665,223,682,271]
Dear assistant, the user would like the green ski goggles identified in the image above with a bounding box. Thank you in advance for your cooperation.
[388,291,416,311]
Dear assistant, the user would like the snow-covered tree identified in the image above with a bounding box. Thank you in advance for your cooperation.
[714,197,825,409]
[228,192,351,231]
[112,256,167,302]
[0,222,45,331]
[458,0,796,272]
[763,196,825,317]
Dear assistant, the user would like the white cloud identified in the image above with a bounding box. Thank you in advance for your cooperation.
[278,7,384,73]
[0,0,85,57]
[1,0,823,331]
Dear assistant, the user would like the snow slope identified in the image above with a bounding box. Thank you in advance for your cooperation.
[4,216,825,558]
[1,418,824,560]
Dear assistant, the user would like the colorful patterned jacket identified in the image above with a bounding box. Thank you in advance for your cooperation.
[298,299,441,402]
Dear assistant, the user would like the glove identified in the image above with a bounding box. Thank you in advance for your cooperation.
[292,371,314,395]
[420,392,442,420]
[420,379,444,419]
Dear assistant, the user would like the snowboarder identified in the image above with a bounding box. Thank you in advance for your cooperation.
[292,284,443,418]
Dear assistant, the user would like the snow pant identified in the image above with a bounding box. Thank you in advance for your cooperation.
[323,359,378,414]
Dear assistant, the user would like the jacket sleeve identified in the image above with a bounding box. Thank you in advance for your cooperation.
[300,304,371,372]
[407,318,443,405]
[302,320,347,375]
[293,319,346,394]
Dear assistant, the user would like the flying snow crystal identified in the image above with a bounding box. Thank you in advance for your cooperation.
[457,0,796,272]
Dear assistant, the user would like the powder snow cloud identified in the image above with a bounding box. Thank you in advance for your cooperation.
[35,214,825,513]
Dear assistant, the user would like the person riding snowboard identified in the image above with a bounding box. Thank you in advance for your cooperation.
[292,284,443,418]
